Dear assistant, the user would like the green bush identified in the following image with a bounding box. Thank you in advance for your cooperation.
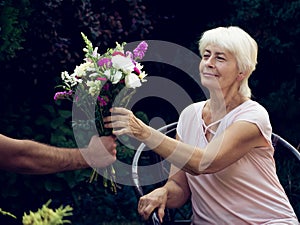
[0,0,31,60]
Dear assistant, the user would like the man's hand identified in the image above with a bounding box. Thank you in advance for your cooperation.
[82,135,117,168]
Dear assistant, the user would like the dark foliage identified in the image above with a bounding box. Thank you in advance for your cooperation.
[0,0,299,224]
[0,0,31,60]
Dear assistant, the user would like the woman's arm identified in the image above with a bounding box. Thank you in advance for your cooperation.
[164,165,190,208]
[105,107,269,175]
[0,134,117,174]
[138,164,190,222]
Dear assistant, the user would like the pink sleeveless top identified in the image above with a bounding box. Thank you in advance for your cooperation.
[177,100,299,224]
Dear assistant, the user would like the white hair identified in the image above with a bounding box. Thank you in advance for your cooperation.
[198,26,258,98]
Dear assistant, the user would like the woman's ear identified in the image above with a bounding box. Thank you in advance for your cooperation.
[237,72,245,81]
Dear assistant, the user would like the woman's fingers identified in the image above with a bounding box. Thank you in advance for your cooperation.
[104,107,149,140]
[138,192,166,222]
[112,127,132,136]
[138,204,165,222]
[104,108,136,135]
[106,120,128,128]
[104,115,127,124]
[104,112,128,127]
[104,108,130,125]
[138,199,156,220]
[157,206,165,223]
[110,107,132,115]
[104,118,133,136]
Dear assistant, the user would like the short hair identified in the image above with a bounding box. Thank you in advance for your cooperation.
[198,26,258,98]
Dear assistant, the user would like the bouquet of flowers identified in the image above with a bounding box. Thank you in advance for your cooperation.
[54,33,148,193]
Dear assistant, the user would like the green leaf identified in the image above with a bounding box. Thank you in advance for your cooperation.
[51,117,66,129]
[35,115,50,126]
[58,109,72,119]
[42,104,56,115]
[44,179,64,192]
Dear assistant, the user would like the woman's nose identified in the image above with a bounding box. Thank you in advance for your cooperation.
[205,57,215,68]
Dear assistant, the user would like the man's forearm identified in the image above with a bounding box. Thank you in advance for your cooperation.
[0,133,117,174]
[20,139,89,174]
[6,139,88,174]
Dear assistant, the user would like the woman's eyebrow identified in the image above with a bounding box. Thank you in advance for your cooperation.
[204,49,226,56]
[215,51,226,56]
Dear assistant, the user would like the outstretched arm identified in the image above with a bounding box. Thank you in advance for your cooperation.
[104,107,268,175]
[0,134,117,174]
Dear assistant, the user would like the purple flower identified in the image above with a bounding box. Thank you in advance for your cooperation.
[97,58,112,67]
[53,90,73,101]
[126,51,133,60]
[97,96,108,106]
[133,41,148,59]
[103,83,110,91]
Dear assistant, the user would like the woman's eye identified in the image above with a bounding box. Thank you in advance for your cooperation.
[216,56,225,61]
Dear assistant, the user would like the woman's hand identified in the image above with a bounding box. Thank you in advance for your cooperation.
[104,107,151,141]
[138,187,168,223]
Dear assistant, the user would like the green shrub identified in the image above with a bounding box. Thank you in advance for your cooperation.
[0,0,31,60]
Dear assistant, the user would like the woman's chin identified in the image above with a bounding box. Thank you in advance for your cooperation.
[201,79,220,90]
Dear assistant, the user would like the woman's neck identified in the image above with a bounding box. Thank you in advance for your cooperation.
[206,91,249,121]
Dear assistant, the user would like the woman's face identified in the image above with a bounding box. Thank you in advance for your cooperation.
[199,44,241,92]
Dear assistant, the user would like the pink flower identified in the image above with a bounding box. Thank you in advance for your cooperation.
[133,41,148,59]
[133,67,140,75]
[97,96,108,106]
[97,58,112,67]
[126,51,133,60]
[96,77,107,81]
[53,90,73,100]
[112,51,125,57]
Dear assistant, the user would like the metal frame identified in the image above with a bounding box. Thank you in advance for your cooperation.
[272,133,300,161]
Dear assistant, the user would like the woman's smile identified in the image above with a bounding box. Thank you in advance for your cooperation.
[202,72,219,77]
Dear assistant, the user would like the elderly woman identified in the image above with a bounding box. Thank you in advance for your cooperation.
[105,26,299,224]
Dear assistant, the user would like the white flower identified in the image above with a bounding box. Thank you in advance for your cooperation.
[93,47,99,57]
[111,55,134,74]
[139,71,148,82]
[87,80,101,96]
[125,73,141,88]
[112,70,123,84]
[61,71,81,88]
[74,62,93,78]
[103,69,123,84]
[61,71,68,80]
[135,62,148,81]
[104,69,111,79]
